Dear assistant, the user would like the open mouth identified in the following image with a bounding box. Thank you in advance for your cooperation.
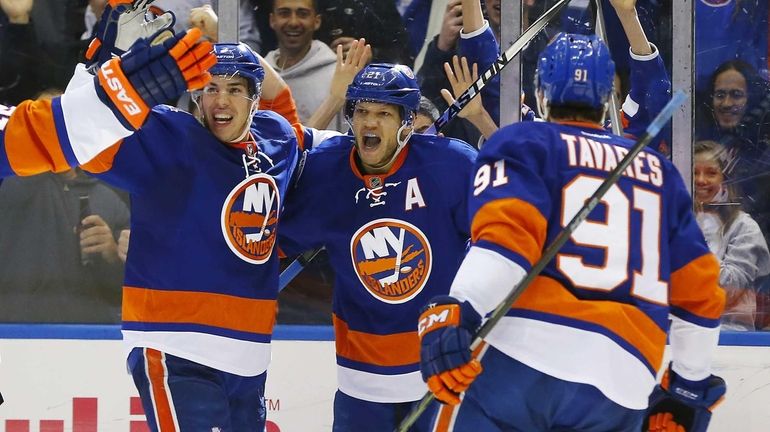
[362,134,381,149]
[283,30,304,40]
[213,114,234,126]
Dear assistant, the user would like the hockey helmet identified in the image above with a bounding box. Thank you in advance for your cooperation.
[346,63,421,124]
[536,33,615,109]
[210,43,265,96]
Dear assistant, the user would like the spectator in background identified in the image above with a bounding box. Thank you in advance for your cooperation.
[0,0,85,104]
[696,60,770,243]
[0,168,128,324]
[416,0,482,145]
[316,0,412,66]
[413,95,440,133]
[694,140,770,331]
[264,0,345,131]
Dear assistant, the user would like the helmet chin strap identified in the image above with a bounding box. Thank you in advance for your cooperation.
[536,92,549,120]
[368,119,413,171]
[231,98,260,143]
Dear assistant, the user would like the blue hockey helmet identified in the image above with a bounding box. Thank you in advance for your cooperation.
[210,43,265,96]
[346,63,421,124]
[536,33,615,109]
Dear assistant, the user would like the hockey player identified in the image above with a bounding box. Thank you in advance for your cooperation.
[278,63,477,431]
[87,42,300,430]
[417,33,727,432]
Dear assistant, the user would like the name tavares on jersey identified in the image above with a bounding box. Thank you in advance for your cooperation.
[561,133,664,186]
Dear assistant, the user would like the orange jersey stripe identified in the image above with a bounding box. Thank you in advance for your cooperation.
[433,404,457,431]
[670,253,725,320]
[334,314,419,367]
[123,286,277,335]
[80,139,124,174]
[145,349,178,431]
[5,100,71,175]
[514,276,667,370]
[472,198,548,266]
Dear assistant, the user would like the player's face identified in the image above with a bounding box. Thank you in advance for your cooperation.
[694,152,724,204]
[200,75,255,143]
[352,101,405,173]
[270,0,320,53]
[712,69,748,130]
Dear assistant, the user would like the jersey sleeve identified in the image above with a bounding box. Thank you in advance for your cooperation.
[459,21,501,126]
[666,166,725,327]
[621,44,671,151]
[85,107,192,195]
[468,124,551,271]
[665,163,725,379]
[277,149,328,257]
[0,65,136,178]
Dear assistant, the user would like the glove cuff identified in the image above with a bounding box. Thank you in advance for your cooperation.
[94,59,151,130]
[418,296,482,339]
[662,363,726,410]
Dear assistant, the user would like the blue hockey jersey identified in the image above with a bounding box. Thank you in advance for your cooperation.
[278,133,477,402]
[453,120,725,409]
[92,106,299,377]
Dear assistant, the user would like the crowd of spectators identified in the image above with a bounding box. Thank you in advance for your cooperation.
[1,0,770,331]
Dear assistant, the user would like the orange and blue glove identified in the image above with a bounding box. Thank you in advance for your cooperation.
[418,296,483,405]
[95,28,215,130]
[86,0,175,71]
[644,363,726,432]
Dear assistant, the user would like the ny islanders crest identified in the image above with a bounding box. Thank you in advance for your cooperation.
[221,174,280,264]
[350,218,432,304]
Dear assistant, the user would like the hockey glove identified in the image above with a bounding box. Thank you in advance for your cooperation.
[85,0,175,71]
[418,296,483,405]
[644,363,726,432]
[95,28,215,130]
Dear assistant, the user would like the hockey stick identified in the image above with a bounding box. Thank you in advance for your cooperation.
[277,0,574,292]
[395,90,686,432]
[279,247,324,291]
[425,0,573,135]
[593,0,624,136]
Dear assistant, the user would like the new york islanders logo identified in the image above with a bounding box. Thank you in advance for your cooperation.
[350,218,432,304]
[221,174,280,264]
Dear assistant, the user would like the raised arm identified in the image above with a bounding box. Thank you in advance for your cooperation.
[306,38,371,130]
[441,55,497,140]
[609,0,653,56]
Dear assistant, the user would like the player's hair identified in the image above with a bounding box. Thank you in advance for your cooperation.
[547,104,605,123]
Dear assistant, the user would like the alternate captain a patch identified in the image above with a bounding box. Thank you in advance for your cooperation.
[350,218,432,304]
[221,173,280,264]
